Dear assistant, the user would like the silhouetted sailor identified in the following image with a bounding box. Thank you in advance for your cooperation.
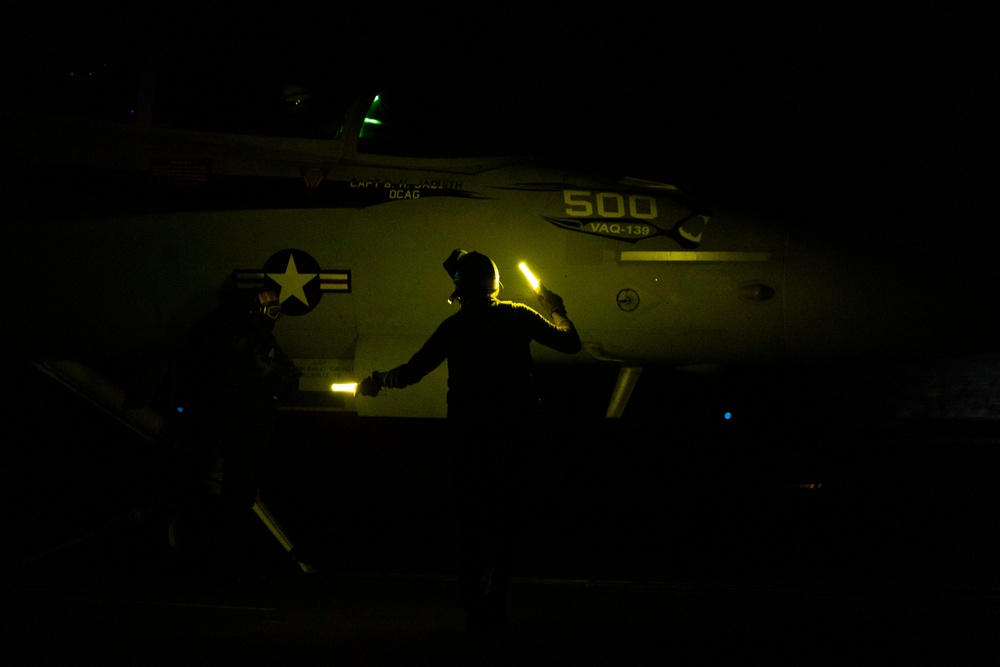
[357,249,581,633]
[169,281,301,575]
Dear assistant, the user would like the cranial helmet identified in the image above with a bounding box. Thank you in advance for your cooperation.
[255,290,281,320]
[443,249,500,303]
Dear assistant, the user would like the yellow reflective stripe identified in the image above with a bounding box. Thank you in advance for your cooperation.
[620,251,773,262]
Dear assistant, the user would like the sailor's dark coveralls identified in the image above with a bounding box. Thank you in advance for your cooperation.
[379,297,581,632]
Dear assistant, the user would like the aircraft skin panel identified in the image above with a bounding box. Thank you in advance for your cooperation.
[3,163,963,368]
[4,165,788,418]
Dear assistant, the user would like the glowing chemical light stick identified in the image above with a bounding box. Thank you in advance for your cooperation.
[331,383,358,393]
[519,262,540,292]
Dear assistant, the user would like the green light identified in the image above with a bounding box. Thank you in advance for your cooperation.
[360,93,385,139]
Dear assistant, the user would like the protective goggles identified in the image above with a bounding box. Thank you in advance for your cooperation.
[256,291,281,319]
[259,304,282,319]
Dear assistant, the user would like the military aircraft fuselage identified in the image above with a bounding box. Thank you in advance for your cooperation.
[3,82,996,419]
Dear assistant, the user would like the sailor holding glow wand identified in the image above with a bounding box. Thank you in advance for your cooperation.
[334,262,568,395]
[330,262,565,395]
[354,249,580,634]
[355,250,580,402]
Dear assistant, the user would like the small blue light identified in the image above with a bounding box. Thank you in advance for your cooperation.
[176,406,184,413]
[724,412,732,420]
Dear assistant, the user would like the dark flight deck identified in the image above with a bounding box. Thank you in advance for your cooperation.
[5,360,999,664]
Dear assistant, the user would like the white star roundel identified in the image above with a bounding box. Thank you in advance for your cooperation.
[267,250,317,313]
[235,249,351,316]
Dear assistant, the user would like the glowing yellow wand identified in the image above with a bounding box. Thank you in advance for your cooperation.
[518,262,540,292]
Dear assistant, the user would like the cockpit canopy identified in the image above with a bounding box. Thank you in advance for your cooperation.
[3,45,559,159]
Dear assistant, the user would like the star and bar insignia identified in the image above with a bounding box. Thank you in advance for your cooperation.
[234,249,351,316]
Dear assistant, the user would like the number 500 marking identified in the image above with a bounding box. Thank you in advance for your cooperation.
[563,190,658,219]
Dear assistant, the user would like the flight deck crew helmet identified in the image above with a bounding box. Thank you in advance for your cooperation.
[255,290,282,320]
[443,249,500,303]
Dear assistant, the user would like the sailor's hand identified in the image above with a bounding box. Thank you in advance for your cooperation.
[356,371,384,397]
[537,284,567,317]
